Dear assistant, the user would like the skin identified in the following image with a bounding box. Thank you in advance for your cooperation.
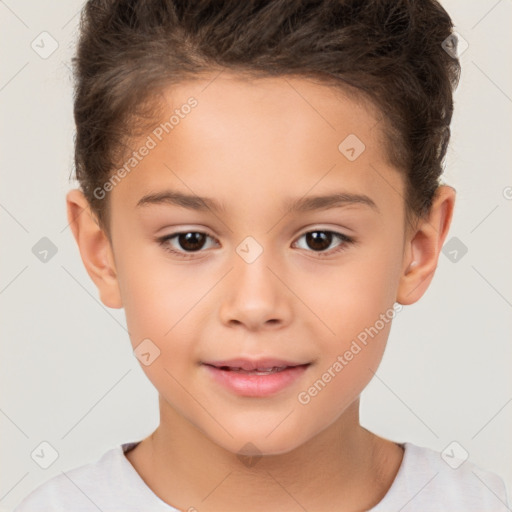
[66,72,455,512]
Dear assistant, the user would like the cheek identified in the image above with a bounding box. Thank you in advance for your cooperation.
[294,251,400,340]
[297,317,393,427]
[117,260,211,395]
[115,243,197,344]
[293,235,402,393]
[120,269,199,405]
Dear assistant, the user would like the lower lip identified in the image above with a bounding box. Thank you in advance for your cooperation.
[203,364,310,397]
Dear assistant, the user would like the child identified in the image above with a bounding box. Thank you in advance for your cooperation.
[14,0,509,510]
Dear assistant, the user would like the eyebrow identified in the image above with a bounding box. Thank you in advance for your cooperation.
[136,190,378,213]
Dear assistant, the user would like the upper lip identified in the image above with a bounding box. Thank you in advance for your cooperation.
[203,358,310,371]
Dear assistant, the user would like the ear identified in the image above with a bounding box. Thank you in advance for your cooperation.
[66,188,123,309]
[396,185,456,305]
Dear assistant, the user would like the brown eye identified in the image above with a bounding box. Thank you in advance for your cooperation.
[158,231,218,258]
[176,232,207,251]
[305,231,333,251]
[157,229,354,260]
[294,230,354,256]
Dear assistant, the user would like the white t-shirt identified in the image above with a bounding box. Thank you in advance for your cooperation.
[13,440,509,511]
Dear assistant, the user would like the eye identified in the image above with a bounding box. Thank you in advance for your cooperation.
[293,230,354,256]
[157,231,218,259]
[157,229,354,259]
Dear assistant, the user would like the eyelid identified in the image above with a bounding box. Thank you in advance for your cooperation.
[157,230,219,257]
[157,226,355,259]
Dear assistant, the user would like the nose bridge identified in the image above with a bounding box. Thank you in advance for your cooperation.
[232,235,279,301]
[218,235,291,329]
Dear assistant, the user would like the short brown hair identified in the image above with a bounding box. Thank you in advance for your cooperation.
[71,0,461,236]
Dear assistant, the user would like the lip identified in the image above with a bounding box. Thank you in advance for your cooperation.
[203,358,309,371]
[202,358,311,397]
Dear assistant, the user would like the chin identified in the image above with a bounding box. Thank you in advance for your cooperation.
[210,424,312,459]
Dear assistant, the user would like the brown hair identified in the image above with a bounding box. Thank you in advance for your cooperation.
[71,0,460,237]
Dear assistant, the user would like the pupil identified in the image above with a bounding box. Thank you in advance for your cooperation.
[179,232,206,251]
[176,232,333,252]
[307,231,332,251]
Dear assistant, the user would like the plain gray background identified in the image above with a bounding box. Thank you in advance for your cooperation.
[1,1,511,510]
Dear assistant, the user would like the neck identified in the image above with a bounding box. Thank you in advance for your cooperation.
[127,396,402,512]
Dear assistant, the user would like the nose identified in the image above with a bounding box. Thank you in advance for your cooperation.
[218,245,292,331]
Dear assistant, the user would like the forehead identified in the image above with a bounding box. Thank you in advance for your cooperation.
[111,72,403,218]
[158,71,382,146]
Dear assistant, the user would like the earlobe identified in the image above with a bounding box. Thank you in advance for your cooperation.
[66,189,123,309]
[396,185,456,305]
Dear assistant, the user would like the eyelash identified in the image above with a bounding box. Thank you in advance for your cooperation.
[157,229,355,259]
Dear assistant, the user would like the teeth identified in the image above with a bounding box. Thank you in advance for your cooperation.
[220,366,288,374]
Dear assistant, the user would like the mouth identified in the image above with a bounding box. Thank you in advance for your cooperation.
[203,358,311,373]
[212,366,303,375]
[201,358,312,397]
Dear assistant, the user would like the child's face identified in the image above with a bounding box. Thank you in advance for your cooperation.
[77,73,428,455]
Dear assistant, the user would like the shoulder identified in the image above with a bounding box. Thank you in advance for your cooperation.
[12,442,148,512]
[371,442,510,512]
